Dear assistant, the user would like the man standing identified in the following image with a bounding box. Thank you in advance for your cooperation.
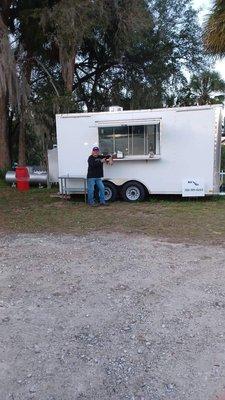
[87,146,109,206]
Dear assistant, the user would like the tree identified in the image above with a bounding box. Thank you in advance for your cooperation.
[0,0,209,168]
[166,70,225,107]
[74,0,205,111]
[123,0,205,108]
[0,12,18,169]
[188,71,225,105]
[39,0,151,96]
[204,0,225,55]
[39,0,94,93]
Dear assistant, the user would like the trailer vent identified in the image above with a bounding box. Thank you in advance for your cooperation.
[108,105,123,112]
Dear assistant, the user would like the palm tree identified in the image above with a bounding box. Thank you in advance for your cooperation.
[189,71,225,105]
[174,71,225,107]
[204,0,225,55]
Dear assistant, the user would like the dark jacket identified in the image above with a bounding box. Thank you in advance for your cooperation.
[87,155,105,178]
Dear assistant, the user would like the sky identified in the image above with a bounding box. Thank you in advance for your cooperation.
[192,0,225,79]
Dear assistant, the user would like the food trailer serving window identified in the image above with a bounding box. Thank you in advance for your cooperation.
[98,124,160,156]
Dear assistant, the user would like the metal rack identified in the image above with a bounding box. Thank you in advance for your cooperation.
[58,175,87,202]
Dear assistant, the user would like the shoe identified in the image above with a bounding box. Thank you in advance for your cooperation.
[88,203,99,207]
[100,203,110,206]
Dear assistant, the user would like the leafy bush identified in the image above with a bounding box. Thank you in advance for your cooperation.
[0,168,8,180]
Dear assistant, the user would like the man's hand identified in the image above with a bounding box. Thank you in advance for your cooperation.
[100,158,106,163]
[106,156,113,165]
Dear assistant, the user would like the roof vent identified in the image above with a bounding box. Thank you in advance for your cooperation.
[108,105,123,112]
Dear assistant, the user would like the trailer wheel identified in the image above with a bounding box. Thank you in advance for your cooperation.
[121,181,146,202]
[104,181,117,202]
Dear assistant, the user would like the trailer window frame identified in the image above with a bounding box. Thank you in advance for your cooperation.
[98,123,160,156]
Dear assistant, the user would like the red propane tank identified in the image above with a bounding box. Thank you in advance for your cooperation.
[15,166,30,191]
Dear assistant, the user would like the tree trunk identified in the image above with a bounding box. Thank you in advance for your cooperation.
[18,110,26,165]
[0,93,10,169]
[62,58,74,92]
[59,46,76,93]
[18,61,31,166]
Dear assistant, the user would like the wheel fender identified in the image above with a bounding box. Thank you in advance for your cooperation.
[103,178,150,193]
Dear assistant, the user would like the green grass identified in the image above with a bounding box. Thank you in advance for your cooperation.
[0,178,8,188]
[1,185,225,244]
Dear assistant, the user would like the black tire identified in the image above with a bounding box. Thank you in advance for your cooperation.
[103,181,117,202]
[121,181,146,202]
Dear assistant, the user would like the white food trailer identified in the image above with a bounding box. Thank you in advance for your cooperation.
[56,104,223,201]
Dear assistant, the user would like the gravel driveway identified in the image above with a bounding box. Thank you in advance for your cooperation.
[1,233,225,400]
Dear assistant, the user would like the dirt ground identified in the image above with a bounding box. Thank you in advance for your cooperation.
[1,232,225,400]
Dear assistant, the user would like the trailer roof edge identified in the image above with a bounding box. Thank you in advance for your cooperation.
[56,104,224,118]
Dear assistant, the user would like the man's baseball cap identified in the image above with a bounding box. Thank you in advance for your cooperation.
[92,146,99,151]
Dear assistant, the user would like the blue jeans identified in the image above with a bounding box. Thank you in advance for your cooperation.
[87,178,105,205]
